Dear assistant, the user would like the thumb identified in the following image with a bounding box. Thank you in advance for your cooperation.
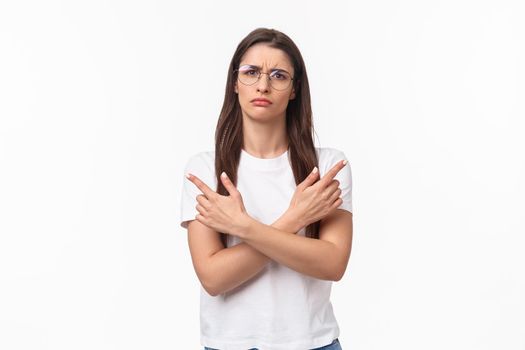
[220,171,239,196]
[298,166,319,190]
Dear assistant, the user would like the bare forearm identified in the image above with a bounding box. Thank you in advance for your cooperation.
[240,218,341,281]
[206,213,302,296]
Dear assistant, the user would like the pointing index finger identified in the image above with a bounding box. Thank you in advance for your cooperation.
[318,159,347,187]
[186,173,215,198]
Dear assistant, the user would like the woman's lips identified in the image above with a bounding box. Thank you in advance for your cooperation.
[251,99,272,106]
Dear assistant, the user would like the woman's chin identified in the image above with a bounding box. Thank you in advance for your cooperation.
[240,104,286,121]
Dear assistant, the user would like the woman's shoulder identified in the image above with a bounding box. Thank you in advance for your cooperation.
[315,147,352,184]
[315,146,348,163]
[183,150,215,173]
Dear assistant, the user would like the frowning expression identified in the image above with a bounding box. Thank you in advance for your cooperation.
[234,43,296,122]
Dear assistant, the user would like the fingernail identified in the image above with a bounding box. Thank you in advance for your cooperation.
[312,167,318,174]
[186,173,192,179]
[342,160,347,165]
[221,171,228,178]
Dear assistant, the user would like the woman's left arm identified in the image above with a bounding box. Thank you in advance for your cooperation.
[236,209,353,281]
[187,169,353,281]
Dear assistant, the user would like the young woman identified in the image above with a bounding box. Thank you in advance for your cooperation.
[180,27,353,350]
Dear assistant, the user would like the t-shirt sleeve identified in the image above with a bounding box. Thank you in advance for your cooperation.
[331,149,353,214]
[179,153,216,229]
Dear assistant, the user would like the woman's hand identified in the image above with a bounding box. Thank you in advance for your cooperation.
[186,171,252,237]
[287,160,347,229]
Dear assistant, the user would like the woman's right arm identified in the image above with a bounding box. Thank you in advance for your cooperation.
[186,159,346,296]
[187,210,303,297]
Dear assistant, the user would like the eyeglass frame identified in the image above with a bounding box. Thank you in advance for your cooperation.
[233,64,295,91]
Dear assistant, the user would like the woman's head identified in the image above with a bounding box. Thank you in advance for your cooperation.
[221,28,311,128]
[214,28,321,244]
[234,42,296,124]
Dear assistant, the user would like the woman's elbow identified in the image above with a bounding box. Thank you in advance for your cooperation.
[196,272,220,296]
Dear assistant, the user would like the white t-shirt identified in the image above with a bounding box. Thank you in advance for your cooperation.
[180,147,353,350]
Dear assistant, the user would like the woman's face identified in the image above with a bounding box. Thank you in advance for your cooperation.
[234,43,296,122]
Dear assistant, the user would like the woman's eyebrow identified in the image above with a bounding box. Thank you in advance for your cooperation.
[240,64,290,74]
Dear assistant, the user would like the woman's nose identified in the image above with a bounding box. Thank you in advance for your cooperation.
[256,73,270,92]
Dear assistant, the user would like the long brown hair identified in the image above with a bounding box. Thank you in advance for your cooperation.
[214,27,320,247]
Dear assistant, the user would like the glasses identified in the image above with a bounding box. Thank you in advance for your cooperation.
[234,64,294,91]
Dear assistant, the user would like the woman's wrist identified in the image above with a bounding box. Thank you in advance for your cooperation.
[279,208,306,233]
[236,212,301,244]
[233,212,256,239]
[234,209,305,239]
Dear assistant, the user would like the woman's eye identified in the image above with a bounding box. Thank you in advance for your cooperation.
[242,69,257,76]
[272,72,286,80]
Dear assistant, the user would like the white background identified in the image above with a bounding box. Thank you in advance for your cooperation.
[1,1,524,349]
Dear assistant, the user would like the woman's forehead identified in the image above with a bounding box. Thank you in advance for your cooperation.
[239,44,293,72]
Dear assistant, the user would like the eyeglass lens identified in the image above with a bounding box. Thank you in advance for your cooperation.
[237,65,292,90]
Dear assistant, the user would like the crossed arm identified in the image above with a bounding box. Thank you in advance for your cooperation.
[187,207,353,296]
[186,159,353,296]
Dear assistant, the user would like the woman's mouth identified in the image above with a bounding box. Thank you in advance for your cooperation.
[251,98,272,106]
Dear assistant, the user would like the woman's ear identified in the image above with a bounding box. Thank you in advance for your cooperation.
[290,88,296,100]
[234,82,238,94]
